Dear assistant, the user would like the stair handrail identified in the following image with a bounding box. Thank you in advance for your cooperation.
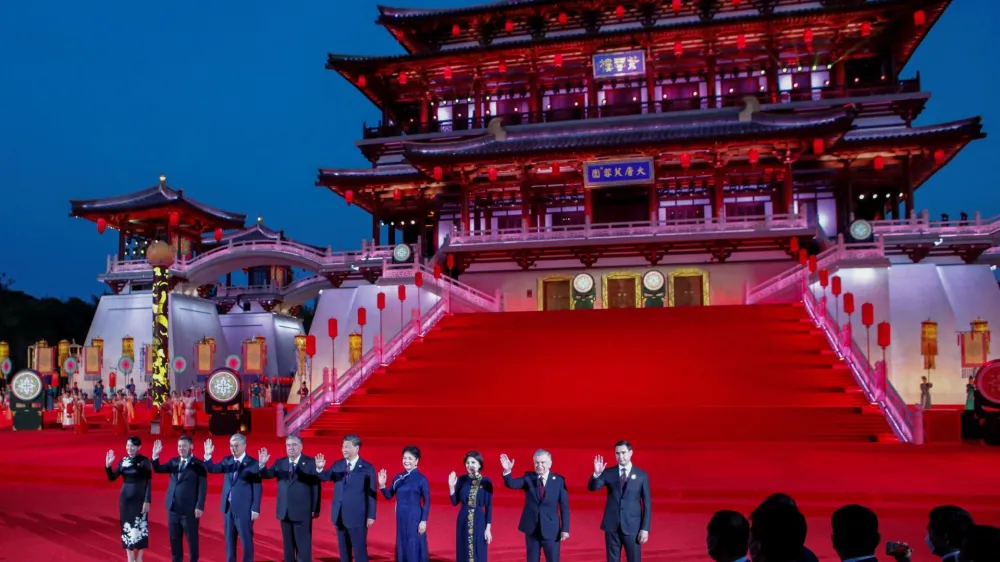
[801,288,921,444]
[283,296,450,434]
[415,264,502,312]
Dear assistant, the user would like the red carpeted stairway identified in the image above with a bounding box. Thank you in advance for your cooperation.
[302,304,892,443]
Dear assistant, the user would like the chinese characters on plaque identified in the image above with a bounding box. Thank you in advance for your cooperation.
[583,158,656,188]
[592,50,646,79]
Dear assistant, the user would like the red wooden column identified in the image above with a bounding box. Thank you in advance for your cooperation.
[648,185,658,223]
[706,48,718,109]
[712,167,726,218]
[528,70,540,123]
[461,186,471,232]
[782,161,795,214]
[584,188,593,223]
[902,154,914,218]
[473,72,483,128]
[520,176,532,230]
[645,44,656,113]
[586,59,598,117]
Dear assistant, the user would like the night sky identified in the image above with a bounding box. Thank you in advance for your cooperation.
[1,0,996,299]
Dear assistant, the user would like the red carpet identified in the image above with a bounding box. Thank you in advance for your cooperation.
[3,306,1000,561]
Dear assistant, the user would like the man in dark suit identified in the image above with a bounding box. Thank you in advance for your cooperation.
[588,440,652,562]
[315,434,377,562]
[258,435,321,562]
[204,434,262,562]
[501,449,571,562]
[831,504,880,562]
[151,436,208,562]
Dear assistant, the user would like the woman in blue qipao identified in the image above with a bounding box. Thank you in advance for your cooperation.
[378,445,430,562]
[449,451,493,562]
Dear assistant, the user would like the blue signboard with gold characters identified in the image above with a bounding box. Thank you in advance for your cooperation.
[593,50,646,79]
[583,158,655,188]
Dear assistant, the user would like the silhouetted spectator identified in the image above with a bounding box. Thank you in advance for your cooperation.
[832,504,880,561]
[961,524,1000,562]
[707,510,749,562]
[752,494,819,562]
[927,506,974,561]
[750,502,807,562]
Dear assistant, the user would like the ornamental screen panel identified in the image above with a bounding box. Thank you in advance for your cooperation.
[583,158,655,188]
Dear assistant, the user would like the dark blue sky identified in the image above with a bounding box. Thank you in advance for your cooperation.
[1,0,996,299]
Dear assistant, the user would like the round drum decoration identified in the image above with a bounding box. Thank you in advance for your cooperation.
[225,354,242,372]
[207,368,241,402]
[573,273,594,294]
[63,356,79,375]
[11,369,43,402]
[393,243,412,263]
[849,219,873,241]
[118,356,133,374]
[642,270,665,292]
[0,357,11,377]
[172,357,187,373]
[975,360,1000,406]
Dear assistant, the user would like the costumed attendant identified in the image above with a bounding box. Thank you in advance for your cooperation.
[449,451,493,562]
[170,391,183,428]
[106,436,152,562]
[379,446,430,562]
[62,391,74,429]
[183,390,197,433]
[74,393,88,434]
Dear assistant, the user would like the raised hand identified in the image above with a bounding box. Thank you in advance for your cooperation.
[594,455,606,475]
[499,453,514,473]
[448,471,458,488]
[378,468,388,488]
[204,439,214,458]
[315,453,326,471]
[258,448,270,465]
[105,450,116,467]
[152,440,163,458]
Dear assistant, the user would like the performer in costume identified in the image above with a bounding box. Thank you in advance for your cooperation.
[170,392,183,427]
[106,436,153,562]
[74,393,88,434]
[920,376,933,410]
[183,390,197,432]
[966,376,976,410]
[61,391,74,429]
[379,446,430,562]
[449,451,493,562]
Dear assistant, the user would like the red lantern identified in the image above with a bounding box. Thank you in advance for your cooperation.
[393,189,401,201]
[877,321,891,347]
[398,72,407,85]
[443,67,453,81]
[680,153,691,169]
[554,53,563,67]
[789,237,799,254]
[305,335,316,357]
[169,211,179,227]
[377,293,386,311]
[616,5,625,19]
[804,28,814,45]
[844,292,855,315]
[505,19,514,32]
[398,284,406,301]
[798,248,807,265]
[913,10,926,27]
[873,155,885,171]
[831,276,842,296]
[433,264,442,279]
[813,138,825,155]
[446,254,455,269]
[736,34,746,50]
[498,61,508,74]
[345,189,354,205]
[358,307,367,326]
[748,148,759,166]
[733,0,741,7]
[673,41,683,57]
[861,21,871,37]
[327,318,338,339]
[808,255,817,273]
[214,227,223,243]
[818,269,830,288]
[358,75,367,88]
[488,167,498,181]
[433,166,443,181]
[861,302,874,327]
[934,149,946,166]
[558,12,567,25]
[672,0,681,13]
[415,272,424,288]
[96,218,107,234]
[452,23,461,36]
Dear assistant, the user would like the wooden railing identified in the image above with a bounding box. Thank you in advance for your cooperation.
[873,210,1000,237]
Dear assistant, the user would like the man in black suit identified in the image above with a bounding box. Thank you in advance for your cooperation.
[151,436,208,562]
[204,434,262,562]
[831,504,880,562]
[316,434,377,562]
[707,510,750,562]
[501,449,571,562]
[258,435,321,562]
[588,440,652,562]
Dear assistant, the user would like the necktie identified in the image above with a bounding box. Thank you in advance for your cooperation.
[538,476,546,499]
[620,469,627,490]
[290,460,296,477]
[346,462,353,482]
[179,458,187,471]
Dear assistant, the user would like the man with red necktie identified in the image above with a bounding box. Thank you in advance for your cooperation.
[588,440,652,562]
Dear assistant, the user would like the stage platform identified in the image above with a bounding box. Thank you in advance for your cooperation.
[0,429,998,562]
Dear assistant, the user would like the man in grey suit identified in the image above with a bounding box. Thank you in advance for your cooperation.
[588,440,651,562]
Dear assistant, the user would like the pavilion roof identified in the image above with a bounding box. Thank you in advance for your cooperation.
[401,105,855,163]
[377,1,543,21]
[838,117,983,147]
[69,179,246,231]
[201,222,326,252]
[317,163,425,187]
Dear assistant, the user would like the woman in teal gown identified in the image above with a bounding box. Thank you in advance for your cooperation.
[967,376,977,410]
[379,446,430,562]
[449,451,493,562]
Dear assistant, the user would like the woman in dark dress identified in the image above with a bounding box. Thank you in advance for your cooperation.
[449,451,493,562]
[105,435,152,562]
[379,445,430,562]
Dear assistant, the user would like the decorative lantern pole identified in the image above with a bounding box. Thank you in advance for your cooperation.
[357,307,367,347]
[414,272,423,318]
[146,239,174,407]
[861,302,874,363]
[304,335,316,386]
[877,321,891,397]
[327,318,338,382]
[398,284,407,332]
[818,268,830,310]
[921,319,938,379]
[376,292,386,353]
[831,276,842,326]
